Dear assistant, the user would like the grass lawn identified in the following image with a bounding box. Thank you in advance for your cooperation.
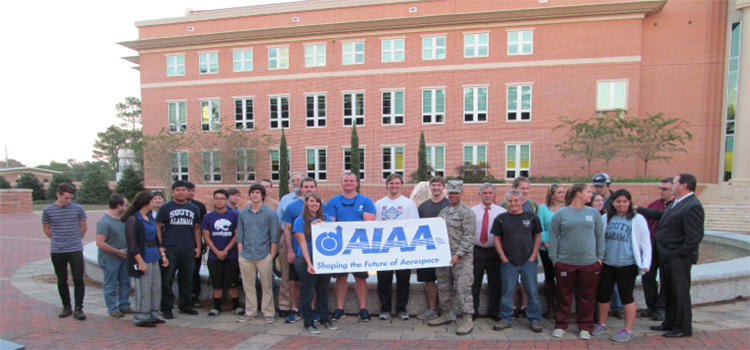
[33,203,109,211]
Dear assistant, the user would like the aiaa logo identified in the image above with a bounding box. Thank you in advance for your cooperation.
[316,224,446,257]
[316,226,344,256]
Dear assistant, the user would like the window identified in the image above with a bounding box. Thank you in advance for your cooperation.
[343,92,365,126]
[597,81,627,110]
[233,50,253,72]
[168,102,187,133]
[464,87,488,122]
[199,52,218,74]
[381,91,404,125]
[343,41,365,65]
[507,85,532,121]
[202,150,222,182]
[344,148,366,180]
[725,21,741,181]
[268,47,289,69]
[464,144,487,178]
[506,144,530,179]
[166,55,185,76]
[382,146,404,180]
[171,151,189,181]
[422,89,445,123]
[306,149,327,181]
[201,100,220,132]
[234,98,254,130]
[305,44,326,67]
[464,33,489,57]
[507,31,533,55]
[422,36,446,60]
[306,95,326,128]
[381,39,404,62]
[269,149,289,181]
[425,145,445,177]
[269,96,290,129]
[236,149,256,182]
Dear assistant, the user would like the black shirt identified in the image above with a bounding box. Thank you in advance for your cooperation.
[491,211,541,266]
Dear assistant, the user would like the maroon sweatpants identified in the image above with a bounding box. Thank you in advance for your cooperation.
[554,261,602,332]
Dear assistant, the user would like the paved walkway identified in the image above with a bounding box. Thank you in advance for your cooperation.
[1,212,749,349]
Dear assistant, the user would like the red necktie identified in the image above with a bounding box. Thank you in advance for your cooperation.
[480,206,490,244]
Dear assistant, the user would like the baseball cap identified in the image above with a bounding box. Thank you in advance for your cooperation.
[592,173,611,186]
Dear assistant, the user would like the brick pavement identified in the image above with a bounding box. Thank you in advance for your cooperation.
[1,212,749,349]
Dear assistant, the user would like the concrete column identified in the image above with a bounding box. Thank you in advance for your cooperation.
[732,0,750,183]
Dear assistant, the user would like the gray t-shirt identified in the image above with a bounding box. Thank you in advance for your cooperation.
[418,197,450,218]
[96,213,126,260]
[548,206,605,266]
[603,215,635,267]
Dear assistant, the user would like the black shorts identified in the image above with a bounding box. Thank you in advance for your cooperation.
[207,259,240,289]
[416,267,437,282]
[288,263,300,282]
[596,263,639,305]
[332,272,369,279]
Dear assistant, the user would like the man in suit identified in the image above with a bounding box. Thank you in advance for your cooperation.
[636,173,704,338]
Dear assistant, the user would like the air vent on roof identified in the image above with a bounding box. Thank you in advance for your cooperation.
[187,26,194,31]
[409,7,417,12]
[292,17,300,22]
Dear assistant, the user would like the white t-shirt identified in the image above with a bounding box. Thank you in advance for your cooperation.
[375,195,419,221]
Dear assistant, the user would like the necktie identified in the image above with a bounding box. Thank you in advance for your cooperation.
[480,206,490,244]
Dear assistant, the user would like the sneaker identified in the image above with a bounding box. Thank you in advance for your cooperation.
[109,310,124,318]
[416,308,438,320]
[552,329,565,338]
[611,329,634,342]
[208,309,219,317]
[359,309,371,322]
[493,320,512,331]
[322,321,338,330]
[519,306,527,318]
[313,311,321,323]
[579,330,591,340]
[285,310,300,323]
[59,306,72,318]
[592,323,608,335]
[237,315,251,323]
[162,310,174,319]
[530,321,543,333]
[379,312,391,320]
[120,307,135,314]
[265,316,275,324]
[398,312,409,320]
[178,307,199,316]
[233,308,245,316]
[304,325,321,334]
[74,307,87,321]
[135,321,156,328]
[331,309,345,322]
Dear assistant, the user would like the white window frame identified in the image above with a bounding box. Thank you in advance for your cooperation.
[305,44,326,67]
[166,55,185,76]
[463,144,487,166]
[268,47,289,70]
[269,96,290,129]
[233,49,253,72]
[464,87,488,123]
[506,85,532,122]
[342,41,365,65]
[199,52,218,74]
[343,147,366,181]
[235,148,256,183]
[269,148,290,181]
[381,90,404,126]
[201,100,220,132]
[597,80,628,110]
[306,148,327,181]
[464,33,489,58]
[234,98,254,130]
[505,143,531,179]
[305,94,326,128]
[168,101,187,133]
[343,92,365,126]
[381,146,405,180]
[422,89,445,124]
[507,31,533,55]
[381,39,404,62]
[171,151,189,181]
[426,145,445,177]
[422,36,446,60]
[202,150,222,183]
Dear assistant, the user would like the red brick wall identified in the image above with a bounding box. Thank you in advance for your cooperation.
[0,189,33,214]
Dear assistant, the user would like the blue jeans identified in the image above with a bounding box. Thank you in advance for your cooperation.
[295,257,330,327]
[99,258,132,313]
[500,260,541,322]
[610,285,623,312]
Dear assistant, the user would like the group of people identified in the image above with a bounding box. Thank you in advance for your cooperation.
[42,170,703,340]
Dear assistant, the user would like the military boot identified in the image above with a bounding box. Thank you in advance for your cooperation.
[427,314,452,327]
[456,313,473,335]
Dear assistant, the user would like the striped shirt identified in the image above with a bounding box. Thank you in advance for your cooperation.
[42,203,87,253]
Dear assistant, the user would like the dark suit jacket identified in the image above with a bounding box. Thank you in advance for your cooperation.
[637,193,704,264]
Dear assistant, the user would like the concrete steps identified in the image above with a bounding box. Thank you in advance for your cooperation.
[699,183,750,234]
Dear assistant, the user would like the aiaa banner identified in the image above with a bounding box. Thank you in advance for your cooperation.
[311,218,452,274]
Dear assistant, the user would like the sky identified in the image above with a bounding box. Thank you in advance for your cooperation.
[1,0,295,168]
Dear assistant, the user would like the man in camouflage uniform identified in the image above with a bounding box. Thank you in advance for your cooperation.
[428,180,476,335]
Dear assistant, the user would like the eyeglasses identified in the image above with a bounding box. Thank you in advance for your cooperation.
[213,197,227,201]
[658,187,671,191]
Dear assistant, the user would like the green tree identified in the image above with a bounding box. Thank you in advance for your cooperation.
[624,112,693,175]
[416,131,431,181]
[0,159,25,168]
[142,128,196,196]
[0,175,11,189]
[278,128,290,198]
[92,125,143,168]
[37,161,71,174]
[594,111,629,172]
[76,163,112,204]
[46,173,75,201]
[115,166,145,202]
[553,114,612,175]
[15,173,45,200]
[350,124,361,192]
[116,96,142,131]
[455,163,491,184]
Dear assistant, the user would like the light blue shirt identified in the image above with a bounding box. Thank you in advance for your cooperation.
[237,204,279,260]
[276,192,302,229]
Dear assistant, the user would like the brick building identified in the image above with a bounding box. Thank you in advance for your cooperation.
[119,0,747,199]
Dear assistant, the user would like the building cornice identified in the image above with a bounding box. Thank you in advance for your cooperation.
[118,0,667,51]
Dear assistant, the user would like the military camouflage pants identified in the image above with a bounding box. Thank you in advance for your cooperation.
[436,256,475,315]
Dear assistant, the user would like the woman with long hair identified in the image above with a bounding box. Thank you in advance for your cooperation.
[590,193,606,215]
[150,191,164,219]
[536,184,565,319]
[292,193,338,334]
[121,191,169,327]
[592,189,651,341]
[548,183,605,340]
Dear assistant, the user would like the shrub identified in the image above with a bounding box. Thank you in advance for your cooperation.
[15,173,46,200]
